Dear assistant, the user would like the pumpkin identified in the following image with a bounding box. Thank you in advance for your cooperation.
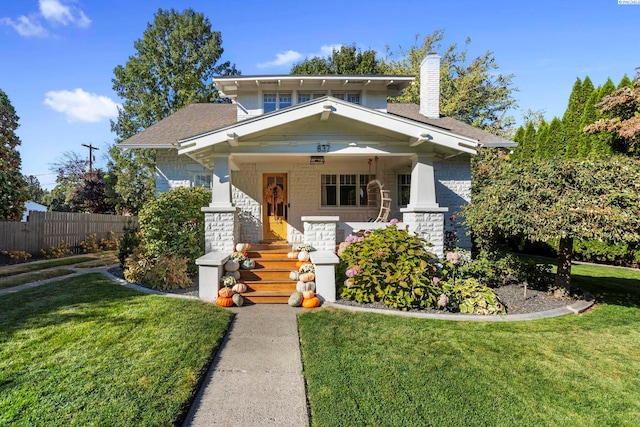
[235,243,249,252]
[288,292,303,307]
[216,296,234,307]
[225,259,240,272]
[302,290,315,299]
[289,270,300,281]
[241,259,256,270]
[232,293,244,307]
[287,251,299,259]
[296,280,316,293]
[224,271,240,280]
[302,297,321,308]
[299,272,315,283]
[297,251,310,262]
[232,282,247,293]
[219,287,234,298]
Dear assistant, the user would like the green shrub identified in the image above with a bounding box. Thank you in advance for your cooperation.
[123,249,153,284]
[138,187,210,273]
[338,225,441,310]
[40,241,72,259]
[441,278,505,315]
[145,255,192,290]
[118,219,141,267]
[80,234,101,253]
[99,231,119,251]
[573,239,640,266]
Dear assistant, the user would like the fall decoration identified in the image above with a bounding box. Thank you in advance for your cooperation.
[219,287,234,298]
[289,270,300,281]
[216,296,234,307]
[241,259,256,269]
[302,290,315,299]
[297,251,310,262]
[232,293,244,307]
[299,272,315,283]
[296,280,316,293]
[232,282,247,293]
[302,296,321,308]
[287,251,299,259]
[288,292,303,307]
[225,259,240,272]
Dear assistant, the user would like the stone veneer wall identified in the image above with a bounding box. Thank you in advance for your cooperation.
[203,209,238,253]
[401,211,446,258]
[302,217,338,252]
[434,157,472,251]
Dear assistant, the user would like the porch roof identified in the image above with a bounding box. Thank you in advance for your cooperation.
[177,97,478,165]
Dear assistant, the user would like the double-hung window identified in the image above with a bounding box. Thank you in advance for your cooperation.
[298,91,327,103]
[332,91,361,104]
[263,92,292,113]
[397,174,411,207]
[192,173,212,189]
[321,174,376,207]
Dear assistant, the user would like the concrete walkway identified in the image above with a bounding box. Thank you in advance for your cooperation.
[182,304,309,427]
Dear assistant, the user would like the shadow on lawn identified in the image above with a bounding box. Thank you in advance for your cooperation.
[571,273,640,308]
[0,273,143,336]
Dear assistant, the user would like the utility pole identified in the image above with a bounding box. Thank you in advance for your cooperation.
[81,143,99,172]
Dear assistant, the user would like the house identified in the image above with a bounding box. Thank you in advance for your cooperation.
[22,201,47,222]
[119,53,514,302]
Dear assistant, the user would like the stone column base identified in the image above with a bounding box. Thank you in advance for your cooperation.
[401,207,448,258]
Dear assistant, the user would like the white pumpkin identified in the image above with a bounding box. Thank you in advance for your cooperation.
[225,259,240,272]
[235,243,248,252]
[289,270,300,281]
[297,251,310,262]
[232,282,247,293]
[296,280,316,293]
[288,292,303,307]
[232,293,244,307]
[287,251,299,259]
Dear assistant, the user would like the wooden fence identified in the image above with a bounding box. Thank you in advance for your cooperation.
[0,212,137,255]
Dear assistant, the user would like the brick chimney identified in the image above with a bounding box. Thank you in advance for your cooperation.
[419,52,440,119]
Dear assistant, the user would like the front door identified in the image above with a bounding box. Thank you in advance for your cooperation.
[263,174,288,241]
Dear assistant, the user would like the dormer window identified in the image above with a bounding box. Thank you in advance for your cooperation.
[332,92,361,104]
[263,92,292,113]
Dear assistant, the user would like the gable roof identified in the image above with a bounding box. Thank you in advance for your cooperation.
[387,103,516,148]
[177,96,479,158]
[118,103,236,148]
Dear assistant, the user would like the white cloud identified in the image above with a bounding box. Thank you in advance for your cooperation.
[39,0,91,27]
[256,44,345,70]
[0,0,90,37]
[44,89,120,123]
[257,50,304,69]
[0,15,48,37]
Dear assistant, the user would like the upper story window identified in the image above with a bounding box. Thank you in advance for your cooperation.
[332,92,361,104]
[263,92,292,113]
[298,91,327,103]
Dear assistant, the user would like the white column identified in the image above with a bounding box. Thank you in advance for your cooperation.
[407,153,439,210]
[210,154,233,208]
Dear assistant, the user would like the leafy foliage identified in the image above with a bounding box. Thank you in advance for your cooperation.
[0,88,27,220]
[138,187,210,273]
[110,8,238,214]
[291,44,382,75]
[118,219,141,267]
[68,170,115,214]
[79,234,101,253]
[465,148,640,292]
[382,30,517,136]
[441,278,505,315]
[338,226,441,310]
[23,175,47,204]
[145,255,193,290]
[40,241,73,259]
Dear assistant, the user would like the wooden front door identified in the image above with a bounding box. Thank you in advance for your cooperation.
[263,174,288,241]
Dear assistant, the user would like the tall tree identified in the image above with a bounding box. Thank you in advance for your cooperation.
[382,30,517,136]
[465,149,640,294]
[23,175,46,204]
[68,170,115,214]
[111,8,238,213]
[48,151,89,212]
[0,88,27,221]
[585,70,640,156]
[105,144,155,214]
[291,44,381,75]
[562,77,594,158]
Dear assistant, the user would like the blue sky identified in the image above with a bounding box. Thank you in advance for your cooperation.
[1,0,638,189]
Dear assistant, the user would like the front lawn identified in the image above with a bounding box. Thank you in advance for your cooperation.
[0,273,233,426]
[299,263,640,426]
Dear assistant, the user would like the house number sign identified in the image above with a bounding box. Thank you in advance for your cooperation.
[317,144,331,152]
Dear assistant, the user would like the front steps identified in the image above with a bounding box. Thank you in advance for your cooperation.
[238,243,298,304]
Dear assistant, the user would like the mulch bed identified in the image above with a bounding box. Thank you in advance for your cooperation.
[107,267,199,297]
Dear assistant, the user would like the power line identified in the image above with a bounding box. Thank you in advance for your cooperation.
[81,143,99,172]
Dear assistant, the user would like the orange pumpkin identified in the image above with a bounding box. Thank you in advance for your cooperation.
[302,290,315,299]
[216,296,234,307]
[302,296,321,308]
[299,272,315,283]
[219,287,234,298]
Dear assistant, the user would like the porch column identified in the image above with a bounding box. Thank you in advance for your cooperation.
[209,154,233,208]
[407,153,439,209]
[302,216,339,252]
[401,153,448,258]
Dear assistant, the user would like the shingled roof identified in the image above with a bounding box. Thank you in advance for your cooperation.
[119,103,237,148]
[387,103,516,147]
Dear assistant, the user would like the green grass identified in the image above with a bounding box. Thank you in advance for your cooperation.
[0,269,75,290]
[299,263,640,427]
[0,256,97,278]
[0,274,233,426]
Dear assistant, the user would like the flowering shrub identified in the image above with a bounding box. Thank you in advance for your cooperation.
[338,225,442,310]
[41,241,72,259]
[441,278,505,315]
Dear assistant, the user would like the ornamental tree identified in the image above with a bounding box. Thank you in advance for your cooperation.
[465,149,640,294]
[0,88,27,220]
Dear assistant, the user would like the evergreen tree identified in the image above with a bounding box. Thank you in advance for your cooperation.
[291,44,381,75]
[515,121,537,160]
[562,77,594,158]
[618,75,633,89]
[577,90,599,157]
[545,117,564,159]
[0,88,27,220]
[535,119,549,158]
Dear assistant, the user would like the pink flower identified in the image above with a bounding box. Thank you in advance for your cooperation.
[345,235,357,243]
[345,266,362,277]
[438,294,449,308]
[446,252,461,265]
[432,277,441,283]
[449,215,457,222]
[390,218,399,225]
